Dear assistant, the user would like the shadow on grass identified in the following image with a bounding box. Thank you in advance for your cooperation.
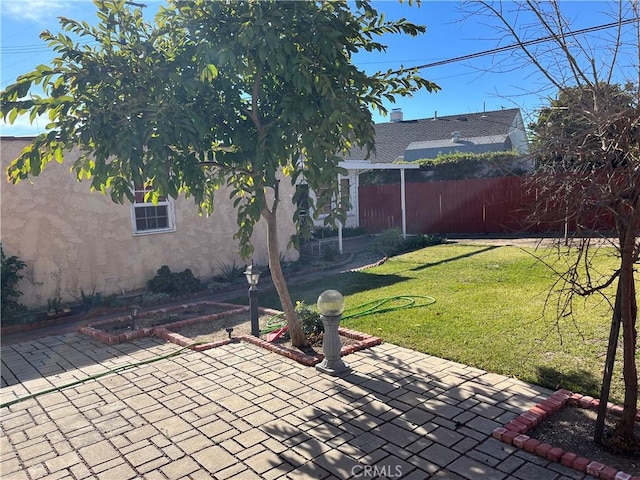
[250,270,410,310]
[536,365,601,398]
[409,245,499,272]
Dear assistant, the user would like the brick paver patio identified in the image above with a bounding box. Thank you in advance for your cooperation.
[1,332,603,479]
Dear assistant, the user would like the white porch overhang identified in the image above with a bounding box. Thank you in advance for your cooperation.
[336,160,420,252]
[340,160,420,171]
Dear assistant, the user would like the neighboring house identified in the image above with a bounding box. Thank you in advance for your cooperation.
[347,107,529,164]
[309,107,530,234]
[1,137,297,309]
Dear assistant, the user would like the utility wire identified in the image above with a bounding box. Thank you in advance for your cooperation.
[3,16,638,74]
[393,17,640,74]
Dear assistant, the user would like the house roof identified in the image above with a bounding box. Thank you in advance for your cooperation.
[403,135,510,162]
[345,108,523,163]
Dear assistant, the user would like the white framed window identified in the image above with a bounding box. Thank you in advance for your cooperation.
[130,185,176,235]
[315,178,351,217]
[317,184,333,215]
[340,177,351,210]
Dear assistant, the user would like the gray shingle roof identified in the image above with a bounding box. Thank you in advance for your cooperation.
[404,135,509,162]
[345,108,522,163]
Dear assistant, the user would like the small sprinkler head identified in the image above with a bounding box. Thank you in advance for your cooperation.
[130,305,142,329]
[225,327,233,339]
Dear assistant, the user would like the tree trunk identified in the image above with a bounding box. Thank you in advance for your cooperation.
[594,280,622,443]
[262,207,308,347]
[616,225,638,442]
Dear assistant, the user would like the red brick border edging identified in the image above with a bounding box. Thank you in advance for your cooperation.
[240,327,383,366]
[78,301,248,346]
[78,302,383,365]
[492,389,640,480]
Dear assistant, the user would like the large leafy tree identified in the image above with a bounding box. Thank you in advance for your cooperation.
[471,1,638,448]
[1,0,439,346]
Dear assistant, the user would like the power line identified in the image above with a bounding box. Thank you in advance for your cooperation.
[3,17,638,71]
[394,18,640,74]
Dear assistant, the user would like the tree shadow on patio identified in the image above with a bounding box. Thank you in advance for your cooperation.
[257,348,524,479]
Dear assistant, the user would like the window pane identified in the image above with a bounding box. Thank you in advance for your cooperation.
[156,207,168,228]
[340,178,350,209]
[133,185,167,204]
[134,204,170,232]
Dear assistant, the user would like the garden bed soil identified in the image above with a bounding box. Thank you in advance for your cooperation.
[530,405,640,476]
[496,390,640,479]
[165,313,362,348]
[79,299,382,363]
[78,301,247,345]
[99,302,240,334]
[168,312,274,344]
[241,327,383,366]
[272,330,362,357]
[165,314,381,363]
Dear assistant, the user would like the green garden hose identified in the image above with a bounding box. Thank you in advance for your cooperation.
[0,342,204,409]
[342,295,436,320]
[3,295,436,408]
[263,313,287,334]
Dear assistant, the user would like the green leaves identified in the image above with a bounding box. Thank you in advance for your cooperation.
[2,0,439,259]
[199,64,218,82]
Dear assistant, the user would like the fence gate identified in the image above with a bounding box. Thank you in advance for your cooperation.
[358,184,402,233]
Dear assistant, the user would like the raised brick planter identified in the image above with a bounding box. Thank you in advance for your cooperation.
[79,301,383,365]
[240,327,382,366]
[78,301,248,345]
[492,389,639,479]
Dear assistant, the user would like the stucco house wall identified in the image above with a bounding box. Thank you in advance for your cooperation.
[1,138,298,308]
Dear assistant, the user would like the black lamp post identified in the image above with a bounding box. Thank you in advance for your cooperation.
[244,263,261,337]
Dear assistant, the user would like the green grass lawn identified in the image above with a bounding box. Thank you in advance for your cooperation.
[241,243,630,403]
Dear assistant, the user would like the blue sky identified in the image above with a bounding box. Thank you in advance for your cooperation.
[1,1,636,136]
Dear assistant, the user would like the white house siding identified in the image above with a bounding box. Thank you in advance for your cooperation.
[309,171,359,229]
[508,112,529,154]
[344,171,359,228]
[1,138,297,308]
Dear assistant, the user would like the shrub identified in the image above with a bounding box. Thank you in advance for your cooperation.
[71,287,103,312]
[218,261,245,284]
[323,246,341,262]
[313,226,368,238]
[360,150,527,184]
[1,244,26,318]
[139,292,172,305]
[147,265,202,296]
[405,234,446,250]
[296,301,323,335]
[343,226,368,238]
[314,227,367,238]
[369,228,406,256]
[47,297,62,313]
[370,229,446,257]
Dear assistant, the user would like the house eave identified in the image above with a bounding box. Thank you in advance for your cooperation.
[340,160,420,170]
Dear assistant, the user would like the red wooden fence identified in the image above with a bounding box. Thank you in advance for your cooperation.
[358,177,613,235]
